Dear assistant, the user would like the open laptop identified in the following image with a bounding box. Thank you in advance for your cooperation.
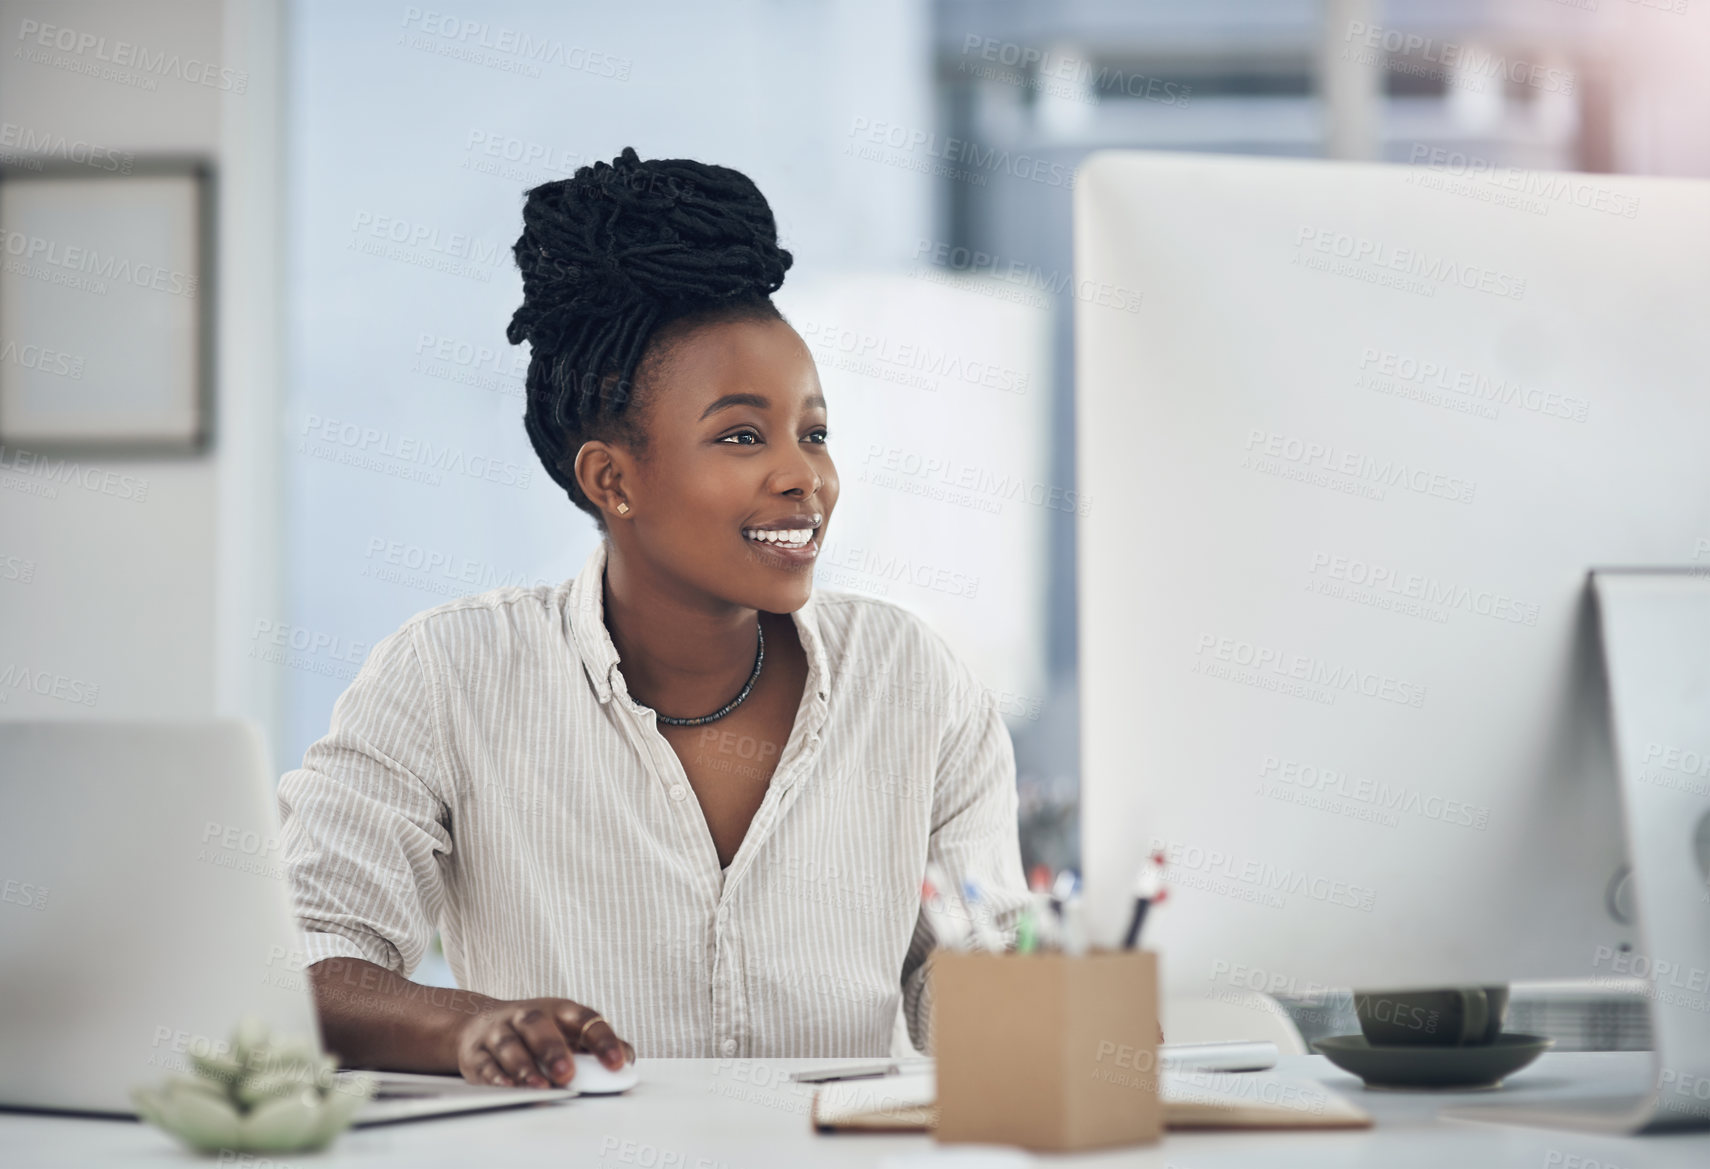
[0,719,579,1124]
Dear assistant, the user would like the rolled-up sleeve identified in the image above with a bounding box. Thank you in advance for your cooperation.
[277,622,452,977]
[900,657,1030,1053]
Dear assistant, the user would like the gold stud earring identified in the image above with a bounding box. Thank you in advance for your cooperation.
[615,501,630,515]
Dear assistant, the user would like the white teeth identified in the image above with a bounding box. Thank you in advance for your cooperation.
[743,528,814,546]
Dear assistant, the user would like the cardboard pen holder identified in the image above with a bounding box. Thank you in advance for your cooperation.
[931,948,1161,1152]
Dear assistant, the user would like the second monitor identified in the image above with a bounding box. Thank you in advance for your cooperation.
[1073,150,1710,1001]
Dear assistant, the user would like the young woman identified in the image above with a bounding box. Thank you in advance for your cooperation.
[278,147,1029,1089]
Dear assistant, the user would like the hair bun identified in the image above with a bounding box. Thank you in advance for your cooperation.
[507,146,792,355]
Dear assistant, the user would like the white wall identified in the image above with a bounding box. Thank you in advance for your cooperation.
[0,0,282,748]
[778,273,1052,709]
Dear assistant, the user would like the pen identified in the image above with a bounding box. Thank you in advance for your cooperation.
[1121,850,1167,950]
[927,862,981,950]
[1030,890,1060,951]
[1040,869,1082,955]
[1049,868,1078,917]
[1060,892,1088,957]
[960,878,1005,952]
[789,1061,898,1083]
[920,875,969,951]
[1043,869,1086,956]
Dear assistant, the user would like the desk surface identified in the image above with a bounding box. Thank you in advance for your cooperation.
[3,1053,1707,1168]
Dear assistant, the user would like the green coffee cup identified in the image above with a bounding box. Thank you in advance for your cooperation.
[1353,986,1509,1047]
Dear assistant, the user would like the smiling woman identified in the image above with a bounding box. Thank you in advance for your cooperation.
[276,147,1028,1089]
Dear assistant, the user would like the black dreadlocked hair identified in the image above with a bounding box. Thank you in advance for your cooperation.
[506,146,794,526]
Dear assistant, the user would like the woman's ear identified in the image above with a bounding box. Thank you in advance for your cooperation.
[574,440,632,521]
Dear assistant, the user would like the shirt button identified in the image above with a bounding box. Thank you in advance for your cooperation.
[722,1039,737,1056]
[670,785,687,801]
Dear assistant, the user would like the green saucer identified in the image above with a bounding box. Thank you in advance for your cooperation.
[1313,1032,1553,1089]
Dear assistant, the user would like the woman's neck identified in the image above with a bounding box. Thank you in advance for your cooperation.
[601,540,763,716]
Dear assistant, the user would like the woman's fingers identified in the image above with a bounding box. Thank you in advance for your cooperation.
[456,998,631,1086]
[582,1017,630,1070]
[556,1002,630,1070]
[487,1027,547,1087]
[467,1049,508,1087]
[511,1006,574,1085]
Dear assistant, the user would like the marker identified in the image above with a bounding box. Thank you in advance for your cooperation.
[1016,905,1038,954]
[1028,864,1053,894]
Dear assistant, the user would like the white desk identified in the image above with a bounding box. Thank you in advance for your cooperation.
[3,1053,1707,1168]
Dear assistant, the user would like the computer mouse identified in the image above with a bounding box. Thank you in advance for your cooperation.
[570,1051,640,1094]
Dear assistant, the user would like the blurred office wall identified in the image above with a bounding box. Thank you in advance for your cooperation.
[0,0,282,737]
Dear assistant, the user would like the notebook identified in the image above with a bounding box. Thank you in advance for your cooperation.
[810,1068,1372,1132]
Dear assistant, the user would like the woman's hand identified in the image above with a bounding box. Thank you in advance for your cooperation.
[451,997,635,1088]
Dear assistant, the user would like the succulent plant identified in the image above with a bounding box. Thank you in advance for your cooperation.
[131,1016,375,1154]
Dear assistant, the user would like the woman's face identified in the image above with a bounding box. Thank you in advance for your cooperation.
[602,315,839,615]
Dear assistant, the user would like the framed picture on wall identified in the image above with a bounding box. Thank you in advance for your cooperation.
[0,158,213,453]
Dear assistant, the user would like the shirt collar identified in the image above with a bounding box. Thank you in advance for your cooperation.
[568,538,831,708]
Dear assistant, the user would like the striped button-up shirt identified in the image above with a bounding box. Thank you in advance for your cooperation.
[278,538,1028,1058]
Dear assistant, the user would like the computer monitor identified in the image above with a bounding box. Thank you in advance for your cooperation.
[1073,151,1710,1131]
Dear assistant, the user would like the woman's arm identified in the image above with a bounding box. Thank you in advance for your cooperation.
[279,625,631,1084]
[309,957,633,1087]
[309,957,494,1074]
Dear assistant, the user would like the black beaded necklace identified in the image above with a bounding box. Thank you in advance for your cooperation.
[654,617,765,727]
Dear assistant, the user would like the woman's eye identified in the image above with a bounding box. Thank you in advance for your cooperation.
[718,427,828,445]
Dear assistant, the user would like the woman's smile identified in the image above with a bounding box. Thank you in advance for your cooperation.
[740,513,823,568]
